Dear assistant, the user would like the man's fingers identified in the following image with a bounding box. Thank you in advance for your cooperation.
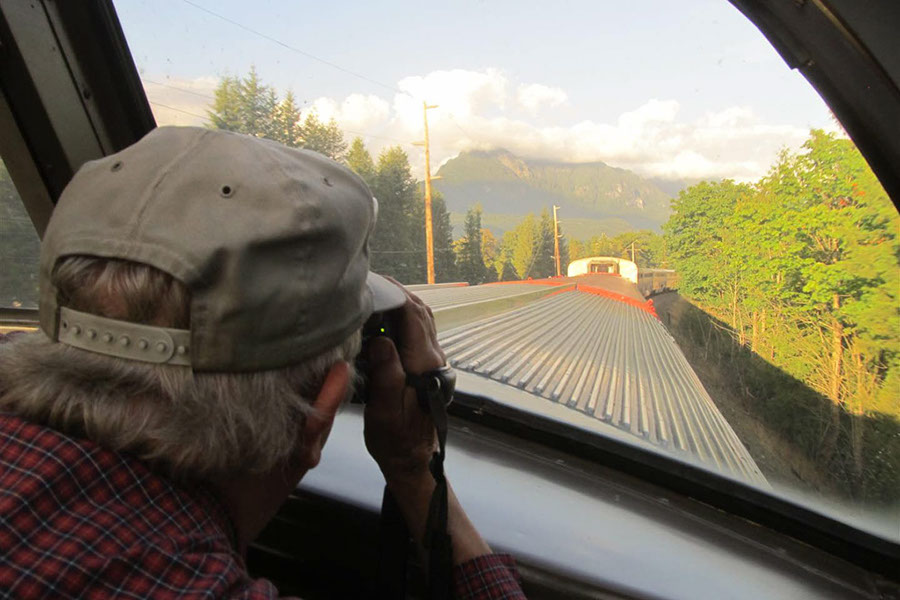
[365,337,405,410]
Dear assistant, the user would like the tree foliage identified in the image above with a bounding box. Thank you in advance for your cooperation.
[207,71,456,283]
[0,160,40,308]
[432,194,457,283]
[664,130,899,501]
[567,230,668,269]
[300,111,347,161]
[346,145,455,284]
[208,68,347,160]
[346,137,375,187]
[474,210,571,280]
[369,147,420,282]
[456,205,492,284]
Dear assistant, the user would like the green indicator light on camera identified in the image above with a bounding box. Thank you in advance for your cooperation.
[380,327,386,334]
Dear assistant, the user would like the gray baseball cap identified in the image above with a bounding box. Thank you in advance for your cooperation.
[39,126,406,371]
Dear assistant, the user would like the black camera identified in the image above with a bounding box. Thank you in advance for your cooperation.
[351,309,402,404]
[352,309,456,412]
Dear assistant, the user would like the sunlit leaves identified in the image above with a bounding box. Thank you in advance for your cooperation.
[665,130,899,418]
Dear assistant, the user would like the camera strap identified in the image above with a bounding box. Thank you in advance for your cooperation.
[376,372,453,600]
[420,376,452,600]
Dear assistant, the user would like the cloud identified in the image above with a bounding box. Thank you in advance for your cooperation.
[144,69,811,183]
[395,69,508,119]
[310,69,810,182]
[516,83,568,115]
[303,94,391,132]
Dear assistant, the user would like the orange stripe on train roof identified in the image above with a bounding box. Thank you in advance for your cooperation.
[576,284,659,319]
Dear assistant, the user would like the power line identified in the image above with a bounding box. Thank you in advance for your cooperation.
[182,0,410,98]
[342,129,412,144]
[447,113,475,141]
[147,100,208,120]
[142,77,216,101]
[372,248,454,254]
[144,77,412,144]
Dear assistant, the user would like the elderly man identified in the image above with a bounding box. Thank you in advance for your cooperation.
[0,127,524,598]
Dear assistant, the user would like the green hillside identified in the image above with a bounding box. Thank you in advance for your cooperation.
[449,212,634,240]
[435,149,672,230]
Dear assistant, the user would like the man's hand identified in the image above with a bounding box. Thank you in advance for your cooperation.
[363,288,445,485]
[362,285,492,565]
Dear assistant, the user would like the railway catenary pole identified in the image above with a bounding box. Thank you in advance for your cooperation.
[413,102,439,284]
[553,204,561,277]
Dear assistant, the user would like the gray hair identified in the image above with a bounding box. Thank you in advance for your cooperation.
[0,256,360,483]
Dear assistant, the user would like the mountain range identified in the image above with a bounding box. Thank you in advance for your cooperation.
[433,149,680,238]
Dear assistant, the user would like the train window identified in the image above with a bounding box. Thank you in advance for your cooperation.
[112,0,898,540]
[0,157,40,310]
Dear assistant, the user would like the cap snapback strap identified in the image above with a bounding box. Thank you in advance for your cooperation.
[56,307,192,366]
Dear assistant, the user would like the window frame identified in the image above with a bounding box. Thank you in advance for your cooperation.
[0,0,897,579]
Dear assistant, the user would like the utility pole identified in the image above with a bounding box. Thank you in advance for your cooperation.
[413,102,439,284]
[630,241,636,263]
[553,205,561,277]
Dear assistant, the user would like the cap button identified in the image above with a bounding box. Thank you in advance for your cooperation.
[102,333,113,343]
[119,336,130,348]
[156,342,168,354]
[138,339,149,350]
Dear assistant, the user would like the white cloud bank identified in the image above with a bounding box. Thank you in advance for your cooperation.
[516,83,568,115]
[145,69,815,183]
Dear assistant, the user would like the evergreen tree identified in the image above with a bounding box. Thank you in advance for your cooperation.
[207,75,245,133]
[370,146,418,282]
[271,91,303,147]
[301,111,347,162]
[532,209,556,278]
[557,223,570,275]
[458,205,490,284]
[497,230,518,279]
[240,67,278,139]
[432,193,457,282]
[208,69,346,162]
[208,68,278,138]
[499,260,518,281]
[346,137,376,187]
[208,68,297,145]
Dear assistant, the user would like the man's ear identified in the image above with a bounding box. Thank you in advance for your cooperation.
[299,361,350,469]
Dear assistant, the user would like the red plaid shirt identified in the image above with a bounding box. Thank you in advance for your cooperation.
[0,407,524,598]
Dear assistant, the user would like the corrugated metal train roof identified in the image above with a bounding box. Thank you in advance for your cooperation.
[415,283,561,310]
[432,289,765,485]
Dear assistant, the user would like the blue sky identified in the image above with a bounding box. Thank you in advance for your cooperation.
[114,0,835,181]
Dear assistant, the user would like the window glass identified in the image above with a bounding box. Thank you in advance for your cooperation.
[0,158,40,309]
[113,0,898,538]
